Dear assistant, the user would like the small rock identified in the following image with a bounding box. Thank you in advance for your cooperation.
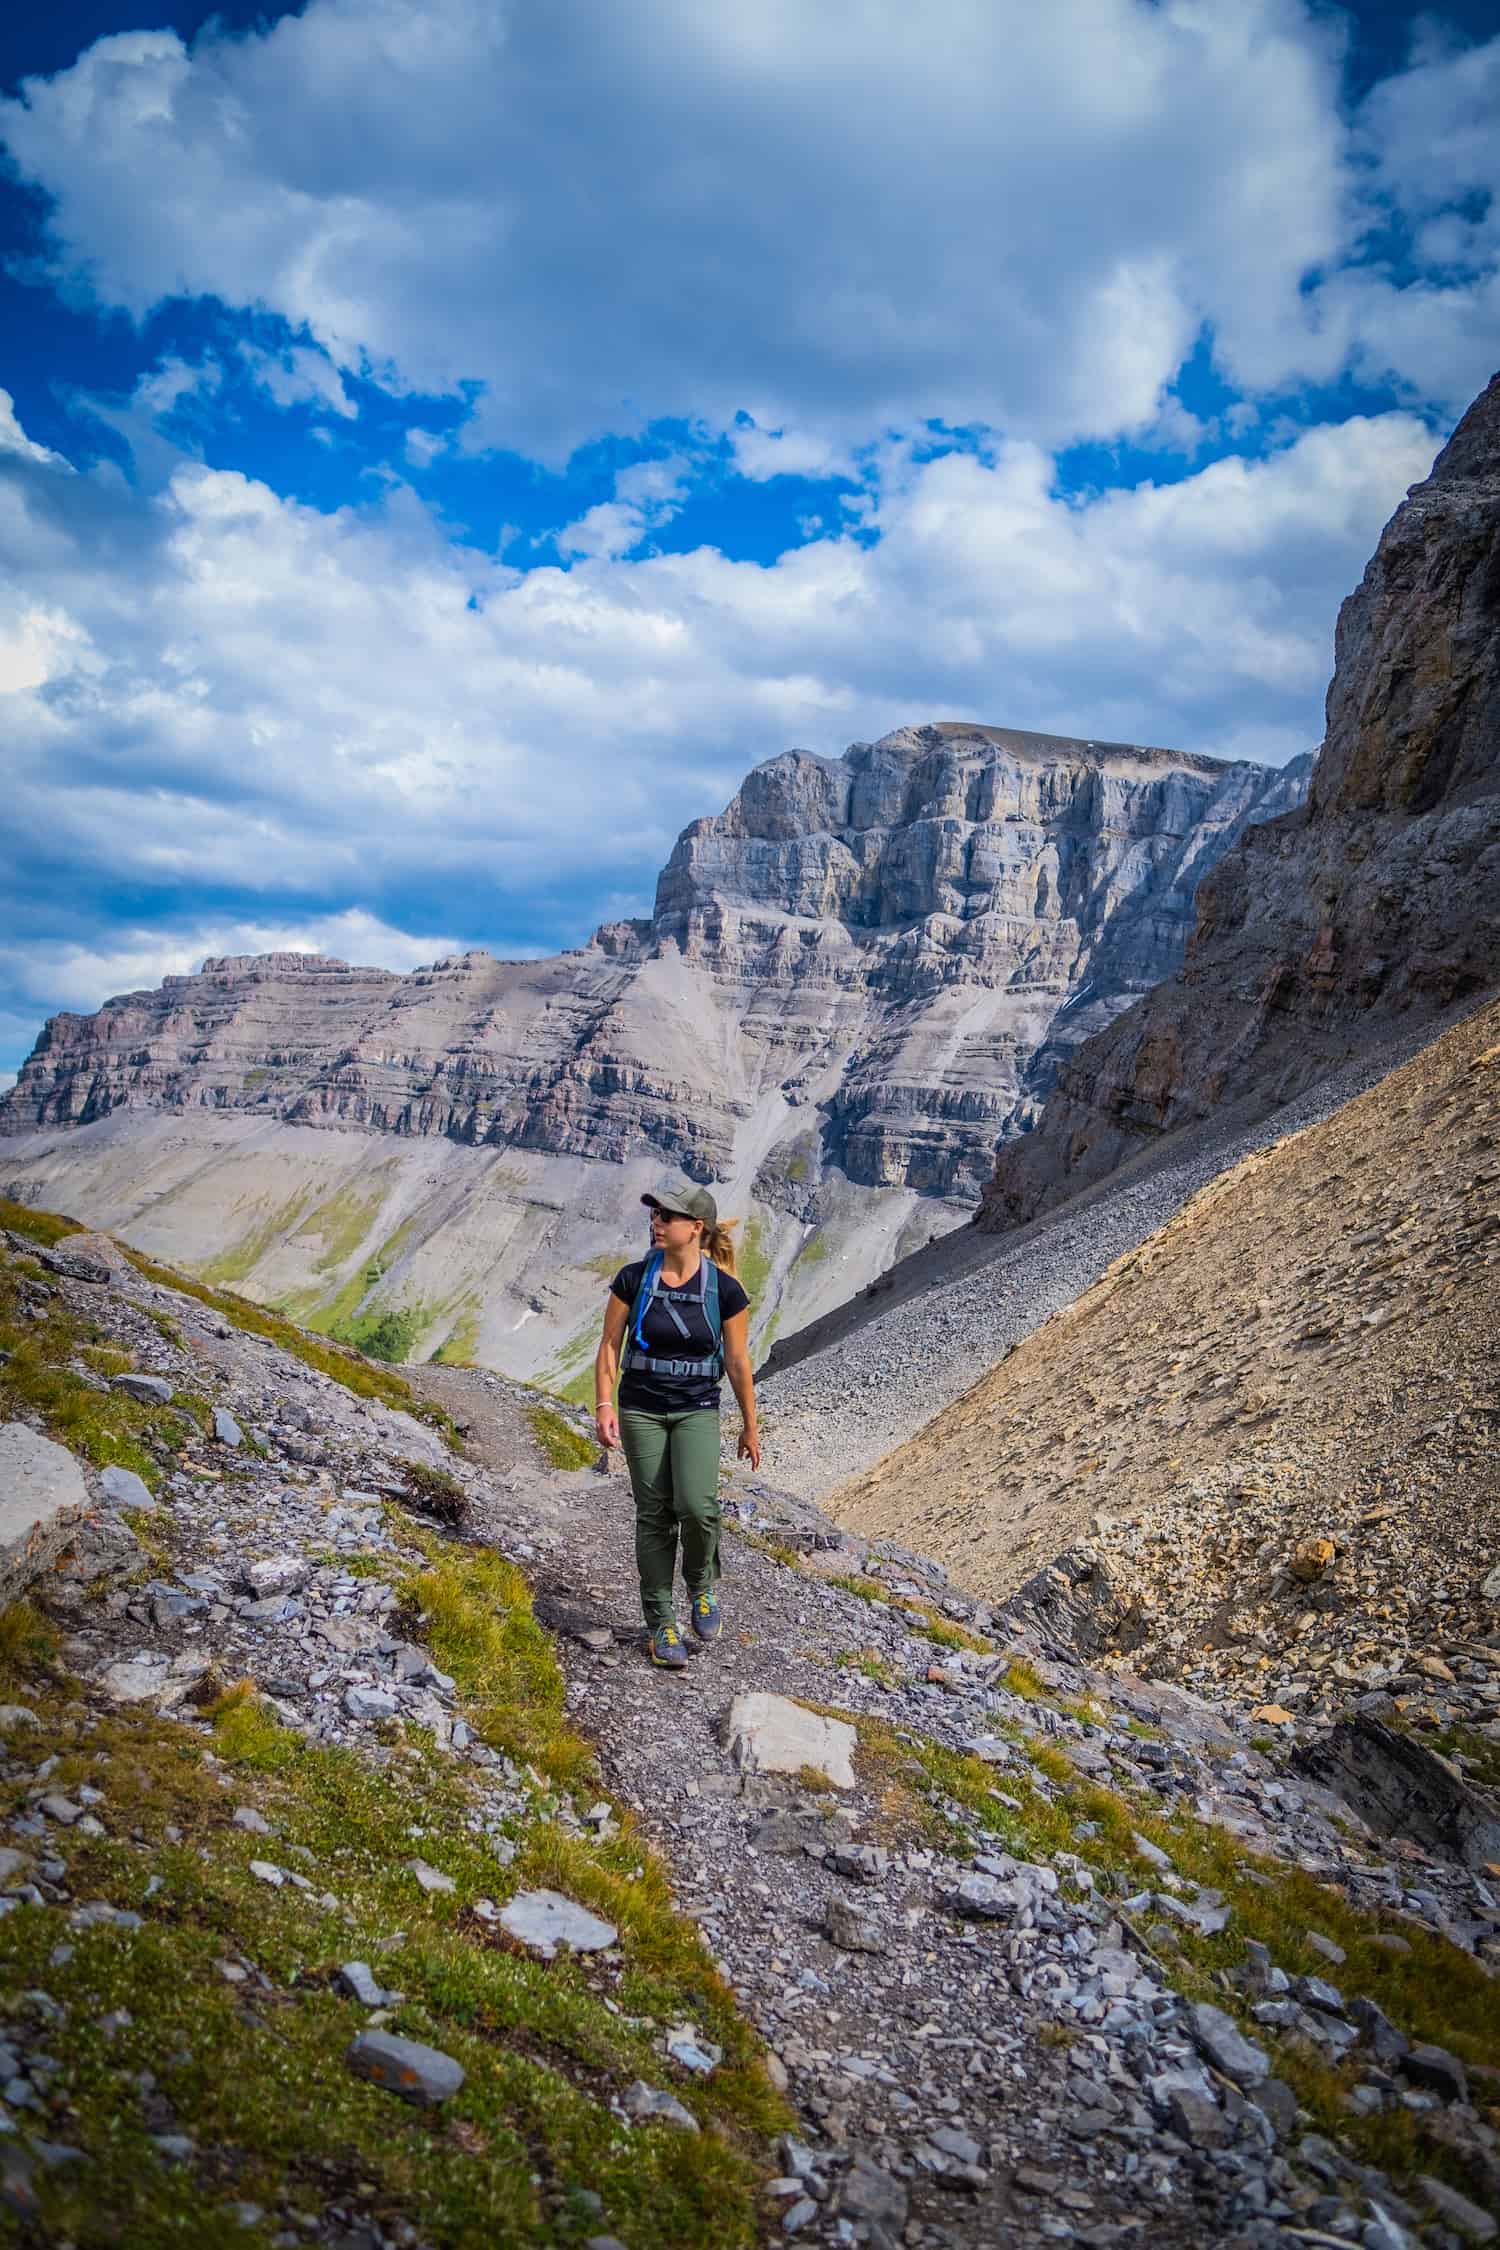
[622,2080,698,2131]
[1250,1703,1298,1727]
[1418,2175,1496,2243]
[404,1859,456,1896]
[38,1795,82,1827]
[249,1861,284,1888]
[212,1409,244,1448]
[346,2028,464,2104]
[112,1374,173,1406]
[99,1466,154,1510]
[232,1807,272,1836]
[1402,2042,1468,2103]
[665,2024,723,2076]
[337,1961,401,2008]
[1304,1931,1346,1967]
[344,1686,398,1721]
[825,1896,888,1954]
[1190,2001,1270,2086]
[98,1658,170,1704]
[499,1889,617,1958]
[242,1556,310,1599]
[1290,1537,1337,1582]
[782,2199,818,2235]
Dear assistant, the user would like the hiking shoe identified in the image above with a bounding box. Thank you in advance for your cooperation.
[647,1623,688,1670]
[690,1592,722,1644]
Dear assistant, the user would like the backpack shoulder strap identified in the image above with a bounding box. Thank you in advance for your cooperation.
[627,1252,664,1361]
[702,1256,721,1344]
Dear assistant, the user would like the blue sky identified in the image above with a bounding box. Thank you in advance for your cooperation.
[1,0,1498,1087]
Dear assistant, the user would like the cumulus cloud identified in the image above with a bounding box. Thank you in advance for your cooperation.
[0,0,1410,458]
[0,401,1441,1065]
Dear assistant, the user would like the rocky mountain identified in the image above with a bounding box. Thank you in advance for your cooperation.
[0,723,1302,1376]
[979,371,1500,1236]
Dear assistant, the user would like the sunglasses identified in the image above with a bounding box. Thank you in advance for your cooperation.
[650,1207,693,1223]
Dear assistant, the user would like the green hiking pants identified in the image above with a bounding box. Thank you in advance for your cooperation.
[619,1407,722,1631]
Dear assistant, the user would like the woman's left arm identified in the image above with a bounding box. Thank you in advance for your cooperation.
[721,1307,761,1471]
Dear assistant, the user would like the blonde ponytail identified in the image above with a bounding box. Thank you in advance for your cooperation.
[702,1217,739,1277]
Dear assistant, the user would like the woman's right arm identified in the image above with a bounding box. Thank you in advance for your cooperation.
[595,1294,628,1450]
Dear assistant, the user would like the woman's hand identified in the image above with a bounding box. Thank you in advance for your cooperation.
[596,1403,620,1451]
[737,1423,761,1472]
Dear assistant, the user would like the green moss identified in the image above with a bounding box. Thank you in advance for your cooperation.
[526,1404,597,1472]
[0,1598,786,2249]
[292,1183,387,1273]
[795,1228,829,1268]
[334,1301,423,1363]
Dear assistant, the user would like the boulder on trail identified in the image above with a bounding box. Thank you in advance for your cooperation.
[0,1424,92,1605]
[726,1692,857,1790]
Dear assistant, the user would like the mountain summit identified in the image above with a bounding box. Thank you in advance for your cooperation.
[0,723,1301,1373]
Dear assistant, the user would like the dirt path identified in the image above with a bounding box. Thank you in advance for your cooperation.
[401,1363,1437,2250]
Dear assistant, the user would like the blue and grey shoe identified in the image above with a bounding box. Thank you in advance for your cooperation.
[690,1591,722,1644]
[647,1622,688,1670]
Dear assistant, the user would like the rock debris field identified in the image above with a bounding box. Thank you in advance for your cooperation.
[757,996,1491,1504]
[0,1212,1495,2247]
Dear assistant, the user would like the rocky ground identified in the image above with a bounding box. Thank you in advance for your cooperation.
[827,1001,1500,1756]
[756,994,1491,1502]
[0,1210,1496,2245]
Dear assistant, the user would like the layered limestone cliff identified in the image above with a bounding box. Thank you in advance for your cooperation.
[978,372,1500,1235]
[1,723,1302,1373]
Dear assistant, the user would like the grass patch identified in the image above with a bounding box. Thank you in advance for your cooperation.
[795,1228,829,1268]
[0,1253,205,1493]
[835,1648,898,1689]
[433,1304,482,1366]
[526,1404,597,1472]
[0,1586,787,2247]
[197,1192,312,1287]
[117,1240,461,1448]
[0,1196,85,1247]
[736,1215,771,1308]
[828,1573,995,1656]
[398,1458,470,1528]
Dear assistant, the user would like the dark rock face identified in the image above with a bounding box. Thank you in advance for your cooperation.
[1,725,1302,1205]
[1294,1716,1500,1872]
[979,374,1500,1235]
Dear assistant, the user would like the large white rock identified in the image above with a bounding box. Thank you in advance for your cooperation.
[726,1692,858,1791]
[499,1888,618,1959]
[0,1424,91,1605]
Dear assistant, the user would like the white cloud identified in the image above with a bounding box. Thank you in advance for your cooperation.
[554,453,699,560]
[239,340,357,419]
[0,911,467,1024]
[0,389,68,470]
[730,421,856,483]
[0,405,1438,1067]
[0,0,1386,458]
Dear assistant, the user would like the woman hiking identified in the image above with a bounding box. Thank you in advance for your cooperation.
[594,1178,761,1670]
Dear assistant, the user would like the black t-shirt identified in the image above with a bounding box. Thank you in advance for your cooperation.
[610,1258,750,1412]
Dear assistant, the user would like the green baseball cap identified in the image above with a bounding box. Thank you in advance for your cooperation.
[642,1177,718,1226]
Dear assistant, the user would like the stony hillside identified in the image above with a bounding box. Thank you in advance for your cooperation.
[0,724,1303,1382]
[979,370,1500,1239]
[3,1200,1500,2248]
[830,996,1500,1733]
